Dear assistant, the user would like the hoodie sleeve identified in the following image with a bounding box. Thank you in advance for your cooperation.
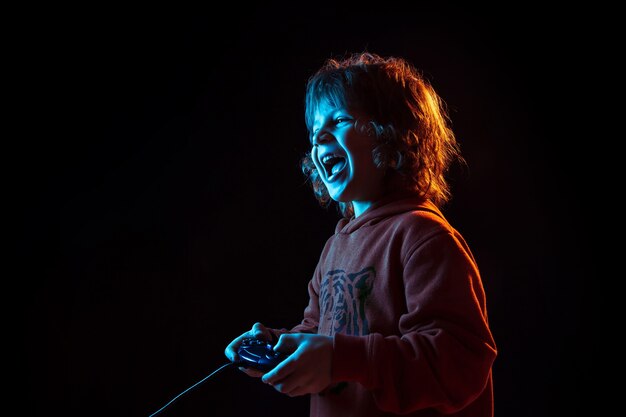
[331,231,497,414]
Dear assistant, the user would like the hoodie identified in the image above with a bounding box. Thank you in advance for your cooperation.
[290,193,497,417]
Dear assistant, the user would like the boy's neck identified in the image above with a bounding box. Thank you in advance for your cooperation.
[353,200,375,218]
[353,181,414,218]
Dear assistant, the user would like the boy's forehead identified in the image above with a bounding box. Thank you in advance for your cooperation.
[313,101,339,117]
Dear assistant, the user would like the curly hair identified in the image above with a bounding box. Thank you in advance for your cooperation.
[301,52,465,218]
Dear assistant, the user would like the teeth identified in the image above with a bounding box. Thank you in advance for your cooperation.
[319,153,346,178]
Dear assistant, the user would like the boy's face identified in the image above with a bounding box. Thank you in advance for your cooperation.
[310,101,386,217]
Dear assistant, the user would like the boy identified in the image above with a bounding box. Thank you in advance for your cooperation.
[225,52,497,417]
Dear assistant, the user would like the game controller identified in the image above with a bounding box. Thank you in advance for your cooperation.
[236,338,287,372]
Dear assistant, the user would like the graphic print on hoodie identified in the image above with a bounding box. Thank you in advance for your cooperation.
[319,267,375,336]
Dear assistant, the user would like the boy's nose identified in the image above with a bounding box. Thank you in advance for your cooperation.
[313,131,333,145]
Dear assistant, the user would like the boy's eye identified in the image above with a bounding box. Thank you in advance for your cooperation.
[336,117,351,124]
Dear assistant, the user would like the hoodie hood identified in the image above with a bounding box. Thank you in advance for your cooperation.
[335,192,445,234]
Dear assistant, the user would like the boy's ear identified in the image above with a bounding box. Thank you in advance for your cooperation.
[390,151,403,169]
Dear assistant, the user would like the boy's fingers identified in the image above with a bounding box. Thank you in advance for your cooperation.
[251,322,272,340]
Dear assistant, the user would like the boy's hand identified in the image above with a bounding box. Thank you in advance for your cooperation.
[224,322,275,378]
[261,333,333,396]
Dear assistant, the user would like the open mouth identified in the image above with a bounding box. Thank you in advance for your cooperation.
[321,154,347,179]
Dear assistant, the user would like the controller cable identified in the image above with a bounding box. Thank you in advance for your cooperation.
[148,361,242,416]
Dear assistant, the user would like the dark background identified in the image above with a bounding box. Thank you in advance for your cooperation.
[17,5,590,417]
